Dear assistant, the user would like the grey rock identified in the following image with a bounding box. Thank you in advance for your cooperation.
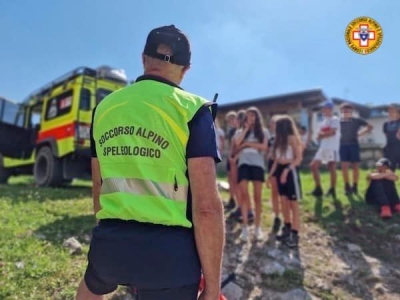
[63,237,83,255]
[347,243,362,252]
[267,248,282,259]
[35,233,46,240]
[274,288,312,300]
[82,234,91,243]
[262,261,285,276]
[375,283,387,295]
[222,282,243,300]
[217,180,230,191]
[395,235,400,242]
[15,261,24,269]
[314,278,330,291]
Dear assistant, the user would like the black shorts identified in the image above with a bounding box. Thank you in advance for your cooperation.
[384,146,400,171]
[273,164,302,201]
[238,164,265,183]
[340,144,360,163]
[136,284,199,300]
[84,219,201,295]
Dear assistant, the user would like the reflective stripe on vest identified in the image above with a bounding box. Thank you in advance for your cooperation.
[101,177,188,202]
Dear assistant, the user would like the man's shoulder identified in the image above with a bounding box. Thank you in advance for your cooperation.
[175,88,209,103]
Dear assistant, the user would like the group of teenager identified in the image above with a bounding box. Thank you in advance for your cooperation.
[220,101,400,250]
[308,101,400,218]
[221,108,305,249]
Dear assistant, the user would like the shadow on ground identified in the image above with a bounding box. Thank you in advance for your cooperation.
[0,182,92,202]
[34,214,96,244]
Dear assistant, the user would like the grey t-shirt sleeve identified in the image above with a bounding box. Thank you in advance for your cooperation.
[357,118,368,128]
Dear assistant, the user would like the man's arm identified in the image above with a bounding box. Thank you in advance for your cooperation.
[318,128,337,139]
[90,107,101,217]
[358,119,373,137]
[383,170,398,181]
[367,172,385,180]
[189,158,224,299]
[186,106,225,299]
[91,158,102,216]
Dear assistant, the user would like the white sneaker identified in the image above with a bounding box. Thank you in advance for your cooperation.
[240,227,248,242]
[255,227,263,241]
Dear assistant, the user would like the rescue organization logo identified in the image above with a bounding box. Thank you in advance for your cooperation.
[345,16,383,55]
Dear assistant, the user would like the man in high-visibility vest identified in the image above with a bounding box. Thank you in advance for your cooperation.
[75,25,225,300]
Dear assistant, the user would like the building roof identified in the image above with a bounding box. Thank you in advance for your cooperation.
[218,88,327,110]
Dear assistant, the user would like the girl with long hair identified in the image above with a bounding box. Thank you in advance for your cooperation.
[228,110,247,219]
[266,115,282,233]
[234,107,269,241]
[268,115,303,248]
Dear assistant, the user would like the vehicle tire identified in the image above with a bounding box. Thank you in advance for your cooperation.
[0,165,10,184]
[34,146,63,187]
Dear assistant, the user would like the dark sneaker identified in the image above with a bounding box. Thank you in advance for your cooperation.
[248,211,255,223]
[310,186,323,197]
[345,183,352,195]
[238,211,255,223]
[276,225,291,242]
[230,207,241,219]
[326,187,336,198]
[224,198,236,211]
[272,217,282,233]
[352,184,358,195]
[287,234,299,249]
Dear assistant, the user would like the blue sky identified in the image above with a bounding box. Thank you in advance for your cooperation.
[1,0,399,105]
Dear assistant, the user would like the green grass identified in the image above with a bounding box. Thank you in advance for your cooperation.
[1,171,400,299]
[0,177,94,300]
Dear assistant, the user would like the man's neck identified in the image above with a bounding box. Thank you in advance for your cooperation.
[144,71,180,86]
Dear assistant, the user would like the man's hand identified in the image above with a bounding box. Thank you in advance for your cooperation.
[396,128,400,140]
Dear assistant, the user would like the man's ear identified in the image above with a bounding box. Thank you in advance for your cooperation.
[180,64,190,80]
[142,53,146,65]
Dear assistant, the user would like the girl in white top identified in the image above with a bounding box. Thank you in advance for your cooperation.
[234,107,268,241]
[268,115,303,248]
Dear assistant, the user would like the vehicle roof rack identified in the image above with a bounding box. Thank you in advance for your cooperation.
[23,66,127,104]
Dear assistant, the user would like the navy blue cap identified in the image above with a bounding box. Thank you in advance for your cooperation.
[143,25,191,66]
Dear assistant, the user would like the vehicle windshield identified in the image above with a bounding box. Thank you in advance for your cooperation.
[0,99,22,125]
